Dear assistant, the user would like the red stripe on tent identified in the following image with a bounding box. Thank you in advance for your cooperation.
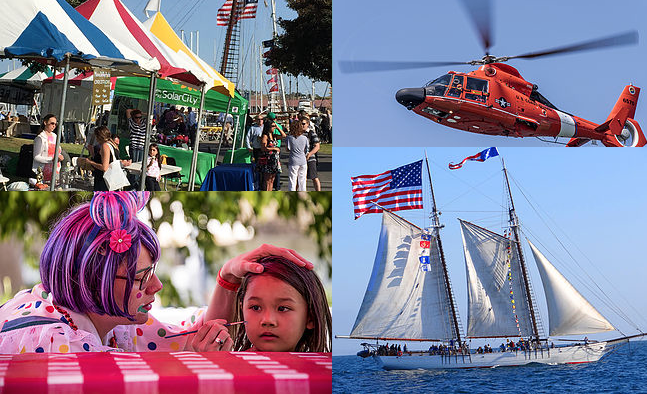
[75,0,101,18]
[112,0,186,78]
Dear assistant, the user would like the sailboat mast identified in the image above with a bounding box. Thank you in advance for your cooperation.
[502,160,540,343]
[425,155,462,346]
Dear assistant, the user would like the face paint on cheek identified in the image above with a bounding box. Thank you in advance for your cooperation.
[137,305,148,313]
[136,292,142,299]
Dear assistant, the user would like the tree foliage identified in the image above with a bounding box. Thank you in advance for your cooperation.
[266,0,332,83]
[0,191,332,278]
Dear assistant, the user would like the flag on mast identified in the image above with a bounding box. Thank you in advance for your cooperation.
[217,0,259,26]
[351,160,423,219]
[449,147,499,170]
[269,84,279,92]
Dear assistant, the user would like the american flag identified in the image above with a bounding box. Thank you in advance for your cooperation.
[217,0,258,26]
[351,160,423,219]
[269,84,279,92]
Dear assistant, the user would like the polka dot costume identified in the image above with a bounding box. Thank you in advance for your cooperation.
[0,284,206,354]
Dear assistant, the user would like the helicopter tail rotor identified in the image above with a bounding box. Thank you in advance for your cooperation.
[596,85,646,147]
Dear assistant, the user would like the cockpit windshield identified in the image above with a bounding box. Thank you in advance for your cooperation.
[425,74,452,97]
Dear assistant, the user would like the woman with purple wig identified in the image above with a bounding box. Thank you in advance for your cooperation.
[0,192,311,353]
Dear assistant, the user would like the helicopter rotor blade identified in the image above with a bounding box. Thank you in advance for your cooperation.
[459,0,493,54]
[505,30,638,61]
[338,60,471,74]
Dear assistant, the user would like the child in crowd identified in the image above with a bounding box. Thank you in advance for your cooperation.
[232,255,331,352]
[145,143,161,191]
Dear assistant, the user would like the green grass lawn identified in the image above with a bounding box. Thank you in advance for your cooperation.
[319,143,332,155]
[0,136,85,182]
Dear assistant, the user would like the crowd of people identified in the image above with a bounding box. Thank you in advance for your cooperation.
[245,109,329,191]
[27,104,330,191]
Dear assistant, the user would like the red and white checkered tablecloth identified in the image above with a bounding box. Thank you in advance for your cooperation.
[0,351,331,393]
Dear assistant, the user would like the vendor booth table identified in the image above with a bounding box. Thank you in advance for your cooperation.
[125,162,182,190]
[158,145,218,186]
[200,164,256,191]
[0,351,331,393]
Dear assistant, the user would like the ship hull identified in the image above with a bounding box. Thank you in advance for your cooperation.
[376,342,615,370]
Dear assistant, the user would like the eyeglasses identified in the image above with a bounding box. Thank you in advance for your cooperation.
[115,262,157,291]
[301,122,308,126]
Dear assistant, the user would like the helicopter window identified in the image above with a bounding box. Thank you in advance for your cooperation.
[465,77,488,93]
[447,75,464,98]
[424,74,452,97]
[425,74,452,87]
[465,77,488,103]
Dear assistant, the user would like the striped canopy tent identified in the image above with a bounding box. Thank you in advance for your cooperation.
[0,0,165,189]
[143,12,235,97]
[76,0,209,86]
[0,0,159,73]
[0,66,55,89]
[0,65,115,89]
[75,0,226,190]
[143,11,241,188]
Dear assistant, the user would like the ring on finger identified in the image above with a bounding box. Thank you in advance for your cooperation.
[216,338,223,345]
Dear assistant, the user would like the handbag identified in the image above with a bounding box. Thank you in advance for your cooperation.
[103,144,130,191]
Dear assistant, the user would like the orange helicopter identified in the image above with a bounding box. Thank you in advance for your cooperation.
[340,1,645,147]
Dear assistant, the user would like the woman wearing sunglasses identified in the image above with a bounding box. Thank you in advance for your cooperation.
[32,114,64,183]
[0,192,312,353]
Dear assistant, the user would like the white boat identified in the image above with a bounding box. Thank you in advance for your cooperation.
[339,156,643,370]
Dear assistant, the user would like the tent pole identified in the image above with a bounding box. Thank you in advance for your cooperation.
[188,84,207,190]
[49,54,70,190]
[139,72,158,191]
[230,116,239,164]
[215,96,232,165]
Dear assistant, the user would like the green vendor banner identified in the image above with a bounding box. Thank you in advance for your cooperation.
[114,77,248,123]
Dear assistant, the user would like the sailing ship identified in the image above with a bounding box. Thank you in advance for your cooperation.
[340,157,644,370]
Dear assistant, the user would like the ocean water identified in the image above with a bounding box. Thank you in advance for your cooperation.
[333,341,647,393]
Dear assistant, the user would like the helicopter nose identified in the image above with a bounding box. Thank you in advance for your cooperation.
[396,88,425,110]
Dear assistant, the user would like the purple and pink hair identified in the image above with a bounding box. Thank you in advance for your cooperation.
[40,192,160,319]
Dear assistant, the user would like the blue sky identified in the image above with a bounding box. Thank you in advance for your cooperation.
[334,0,647,146]
[332,147,647,355]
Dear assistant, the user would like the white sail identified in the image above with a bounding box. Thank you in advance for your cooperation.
[350,210,457,340]
[460,220,534,338]
[527,240,615,336]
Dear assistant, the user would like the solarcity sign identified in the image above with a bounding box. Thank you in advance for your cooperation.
[155,88,200,107]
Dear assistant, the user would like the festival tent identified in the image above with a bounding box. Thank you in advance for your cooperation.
[75,0,209,86]
[143,12,235,98]
[114,76,247,120]
[0,66,55,88]
[143,11,245,188]
[0,0,167,188]
[0,0,159,73]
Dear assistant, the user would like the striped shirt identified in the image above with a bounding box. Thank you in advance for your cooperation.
[129,118,147,149]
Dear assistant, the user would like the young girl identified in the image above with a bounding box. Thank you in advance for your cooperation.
[145,143,161,191]
[232,255,331,352]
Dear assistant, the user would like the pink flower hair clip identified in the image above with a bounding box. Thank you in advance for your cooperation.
[109,229,132,253]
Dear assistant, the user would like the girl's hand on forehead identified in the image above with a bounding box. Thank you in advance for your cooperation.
[220,244,313,283]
